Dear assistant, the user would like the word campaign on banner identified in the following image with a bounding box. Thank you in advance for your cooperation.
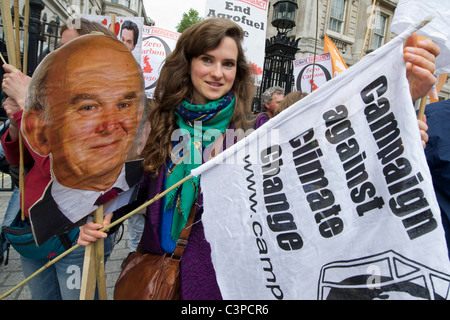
[205,0,268,85]
[191,21,450,300]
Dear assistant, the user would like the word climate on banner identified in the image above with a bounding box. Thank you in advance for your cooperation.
[194,25,450,300]
[205,0,268,85]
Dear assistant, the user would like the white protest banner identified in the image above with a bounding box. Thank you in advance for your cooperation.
[80,14,111,31]
[205,0,268,85]
[390,0,450,73]
[81,14,144,65]
[141,26,180,98]
[293,52,333,93]
[191,21,450,300]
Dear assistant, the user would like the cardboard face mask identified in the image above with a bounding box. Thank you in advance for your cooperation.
[22,34,148,246]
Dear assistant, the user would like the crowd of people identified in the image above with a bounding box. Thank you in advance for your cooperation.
[0,16,447,300]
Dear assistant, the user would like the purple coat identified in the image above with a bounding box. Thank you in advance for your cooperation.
[139,113,269,300]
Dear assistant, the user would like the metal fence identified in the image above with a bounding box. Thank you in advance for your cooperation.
[251,34,300,114]
[0,117,14,191]
[1,3,62,76]
[0,3,60,191]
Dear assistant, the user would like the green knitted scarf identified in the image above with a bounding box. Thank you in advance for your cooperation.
[165,92,235,240]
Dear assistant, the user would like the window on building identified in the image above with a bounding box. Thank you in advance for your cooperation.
[329,0,346,34]
[124,0,130,7]
[111,0,118,4]
[371,14,387,50]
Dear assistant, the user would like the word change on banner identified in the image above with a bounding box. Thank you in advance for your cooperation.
[205,0,268,85]
[293,52,333,93]
[192,22,450,300]
[141,26,180,98]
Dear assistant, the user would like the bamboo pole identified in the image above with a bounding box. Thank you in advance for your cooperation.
[311,0,319,92]
[98,174,194,233]
[417,96,427,121]
[13,0,21,71]
[22,0,30,74]
[360,0,377,60]
[110,14,116,34]
[93,209,107,300]
[1,0,17,67]
[0,52,7,65]
[0,242,80,300]
[80,207,107,300]
[1,0,25,220]
[0,174,194,300]
[79,238,96,300]
[19,134,25,220]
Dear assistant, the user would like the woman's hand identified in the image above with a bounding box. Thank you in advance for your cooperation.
[403,33,441,101]
[77,212,113,246]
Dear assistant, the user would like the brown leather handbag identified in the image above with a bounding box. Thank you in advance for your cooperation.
[114,203,196,300]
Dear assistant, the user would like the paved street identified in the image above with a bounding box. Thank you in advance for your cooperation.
[0,184,131,300]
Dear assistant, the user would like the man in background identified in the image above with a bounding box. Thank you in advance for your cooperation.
[424,99,450,259]
[261,86,284,119]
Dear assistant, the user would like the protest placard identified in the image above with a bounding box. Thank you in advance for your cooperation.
[141,26,180,98]
[205,0,268,85]
[81,14,144,65]
[293,52,333,93]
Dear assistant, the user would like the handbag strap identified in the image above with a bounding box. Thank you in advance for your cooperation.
[171,200,197,261]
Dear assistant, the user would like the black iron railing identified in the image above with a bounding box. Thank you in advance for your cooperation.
[0,1,56,191]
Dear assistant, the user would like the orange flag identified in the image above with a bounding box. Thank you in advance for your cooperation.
[324,35,348,77]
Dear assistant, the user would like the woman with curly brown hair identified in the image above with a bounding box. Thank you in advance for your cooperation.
[137,18,260,299]
[79,18,261,299]
[142,17,256,174]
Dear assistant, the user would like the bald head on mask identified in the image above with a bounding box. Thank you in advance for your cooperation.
[23,35,145,191]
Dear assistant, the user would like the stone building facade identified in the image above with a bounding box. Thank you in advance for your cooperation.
[265,0,448,100]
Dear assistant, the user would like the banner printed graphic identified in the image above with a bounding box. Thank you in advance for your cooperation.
[205,0,268,85]
[293,53,333,93]
[81,14,144,66]
[141,26,180,98]
[192,23,450,300]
